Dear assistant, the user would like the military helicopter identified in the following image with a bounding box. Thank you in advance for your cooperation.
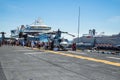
[39,29,75,50]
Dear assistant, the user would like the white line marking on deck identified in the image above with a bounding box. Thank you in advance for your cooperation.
[107,57,120,60]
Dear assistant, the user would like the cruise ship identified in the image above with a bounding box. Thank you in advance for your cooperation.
[11,18,51,39]
[24,18,51,35]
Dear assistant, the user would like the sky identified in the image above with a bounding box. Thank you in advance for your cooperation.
[0,0,120,40]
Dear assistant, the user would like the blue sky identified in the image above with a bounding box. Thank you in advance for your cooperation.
[0,0,120,39]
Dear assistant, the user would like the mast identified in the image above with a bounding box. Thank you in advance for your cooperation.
[78,7,80,43]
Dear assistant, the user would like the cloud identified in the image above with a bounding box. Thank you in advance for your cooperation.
[6,4,22,11]
[8,5,18,9]
[108,16,120,23]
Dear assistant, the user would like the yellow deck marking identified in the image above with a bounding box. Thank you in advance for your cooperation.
[46,50,120,67]
[25,47,120,67]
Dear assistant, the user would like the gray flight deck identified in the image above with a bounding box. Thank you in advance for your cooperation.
[0,45,120,80]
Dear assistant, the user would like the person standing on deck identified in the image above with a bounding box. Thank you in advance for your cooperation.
[22,40,25,47]
[31,40,34,49]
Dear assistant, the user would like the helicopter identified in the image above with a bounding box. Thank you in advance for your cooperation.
[39,29,75,50]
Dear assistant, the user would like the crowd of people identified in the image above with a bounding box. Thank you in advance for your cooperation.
[0,39,76,51]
